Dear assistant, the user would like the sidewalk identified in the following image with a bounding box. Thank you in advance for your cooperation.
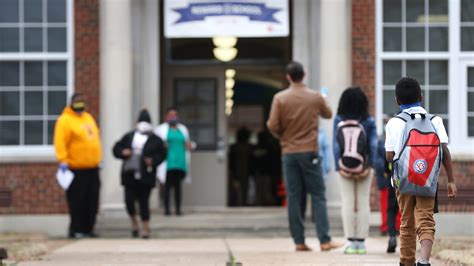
[18,237,442,266]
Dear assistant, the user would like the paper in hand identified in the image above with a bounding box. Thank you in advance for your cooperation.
[56,169,75,190]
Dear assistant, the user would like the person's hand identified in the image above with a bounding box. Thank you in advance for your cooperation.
[144,157,153,167]
[447,182,457,198]
[122,148,132,158]
[339,170,352,178]
[354,168,371,180]
[360,167,371,177]
[59,163,68,172]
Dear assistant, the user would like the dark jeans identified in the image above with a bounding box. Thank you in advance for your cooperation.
[124,185,152,221]
[67,168,100,235]
[282,152,331,244]
[164,169,186,214]
[387,184,399,237]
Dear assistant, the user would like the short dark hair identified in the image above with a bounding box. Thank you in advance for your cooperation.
[286,61,304,82]
[237,127,250,142]
[166,106,178,113]
[395,77,422,105]
[336,86,369,120]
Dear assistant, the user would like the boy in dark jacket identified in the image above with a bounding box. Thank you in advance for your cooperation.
[375,136,401,253]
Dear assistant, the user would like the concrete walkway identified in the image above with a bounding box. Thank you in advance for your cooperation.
[18,237,442,266]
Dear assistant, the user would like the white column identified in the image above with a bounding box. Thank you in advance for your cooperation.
[131,0,160,119]
[100,0,133,210]
[130,0,160,209]
[319,0,352,206]
[292,0,320,89]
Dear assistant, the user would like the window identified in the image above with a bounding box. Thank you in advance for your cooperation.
[383,0,449,52]
[382,60,449,129]
[468,67,474,136]
[377,0,474,153]
[0,0,72,150]
[461,0,474,51]
[174,79,217,150]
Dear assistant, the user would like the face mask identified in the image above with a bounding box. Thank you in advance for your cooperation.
[71,101,86,113]
[168,119,178,127]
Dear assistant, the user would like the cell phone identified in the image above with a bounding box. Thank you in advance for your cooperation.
[311,153,319,165]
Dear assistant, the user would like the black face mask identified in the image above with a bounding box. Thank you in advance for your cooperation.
[71,101,86,113]
[168,120,178,127]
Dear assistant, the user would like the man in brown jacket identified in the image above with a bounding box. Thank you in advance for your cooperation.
[267,61,341,252]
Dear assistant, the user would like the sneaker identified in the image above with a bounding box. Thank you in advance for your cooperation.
[70,233,86,239]
[344,241,358,254]
[132,229,139,238]
[86,232,99,238]
[417,262,431,266]
[356,241,367,254]
[387,236,397,253]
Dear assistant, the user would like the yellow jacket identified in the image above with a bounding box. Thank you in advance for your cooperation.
[54,107,102,169]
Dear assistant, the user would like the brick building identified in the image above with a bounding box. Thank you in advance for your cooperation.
[0,0,472,234]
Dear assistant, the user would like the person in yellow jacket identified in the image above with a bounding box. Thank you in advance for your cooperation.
[54,93,102,239]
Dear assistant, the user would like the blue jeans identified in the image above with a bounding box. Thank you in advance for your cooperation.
[283,152,331,244]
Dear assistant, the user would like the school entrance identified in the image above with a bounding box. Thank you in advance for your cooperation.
[161,41,290,208]
[158,0,291,207]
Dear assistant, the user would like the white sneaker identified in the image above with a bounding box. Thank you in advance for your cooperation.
[344,241,358,254]
[356,241,367,254]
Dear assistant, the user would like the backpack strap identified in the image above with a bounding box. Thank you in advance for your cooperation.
[398,112,429,121]
[427,114,437,121]
[396,112,411,122]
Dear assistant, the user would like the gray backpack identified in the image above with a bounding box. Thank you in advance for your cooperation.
[392,112,442,197]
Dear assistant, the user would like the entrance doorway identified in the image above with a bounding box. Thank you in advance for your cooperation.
[226,68,286,207]
[159,2,291,208]
[160,65,287,208]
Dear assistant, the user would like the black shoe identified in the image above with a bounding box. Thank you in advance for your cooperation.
[387,236,397,253]
[87,232,99,238]
[69,233,86,239]
[165,210,171,216]
[176,211,182,216]
[132,229,139,238]
[142,234,150,239]
[417,263,431,266]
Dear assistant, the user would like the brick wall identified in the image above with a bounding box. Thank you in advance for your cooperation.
[0,0,100,215]
[0,164,67,214]
[75,0,100,119]
[352,0,376,115]
[352,0,474,213]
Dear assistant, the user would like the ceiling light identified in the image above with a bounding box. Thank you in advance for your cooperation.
[226,69,236,79]
[212,36,237,48]
[213,47,238,62]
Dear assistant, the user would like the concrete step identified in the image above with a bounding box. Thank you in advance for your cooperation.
[95,207,381,238]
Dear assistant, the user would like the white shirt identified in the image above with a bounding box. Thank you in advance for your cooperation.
[385,106,448,158]
[131,131,149,179]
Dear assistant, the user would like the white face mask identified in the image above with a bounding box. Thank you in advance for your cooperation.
[136,121,153,133]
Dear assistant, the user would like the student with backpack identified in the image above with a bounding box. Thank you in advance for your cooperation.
[385,77,457,266]
[375,135,401,253]
[333,87,378,254]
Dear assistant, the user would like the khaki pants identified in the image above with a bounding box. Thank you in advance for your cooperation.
[397,192,436,265]
[339,173,373,240]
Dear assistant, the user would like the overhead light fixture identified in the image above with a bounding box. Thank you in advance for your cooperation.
[212,36,237,48]
[213,47,238,62]
[213,36,238,62]
[225,78,235,90]
[225,69,236,79]
[225,69,236,116]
